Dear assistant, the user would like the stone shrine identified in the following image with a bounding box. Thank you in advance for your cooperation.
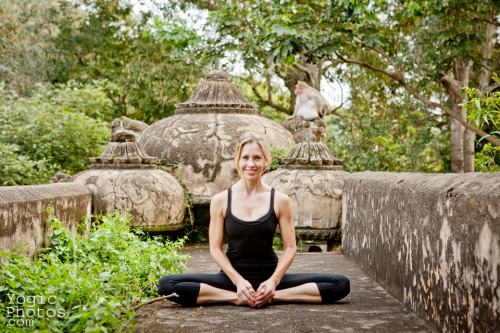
[263,115,348,252]
[71,120,185,231]
[138,70,294,205]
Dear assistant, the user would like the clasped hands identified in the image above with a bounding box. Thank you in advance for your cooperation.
[236,278,276,307]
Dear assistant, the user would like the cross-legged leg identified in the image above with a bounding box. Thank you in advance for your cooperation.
[275,273,350,304]
[197,283,242,305]
[158,272,237,306]
[273,282,322,303]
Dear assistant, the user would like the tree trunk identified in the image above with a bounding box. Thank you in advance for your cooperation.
[441,61,472,173]
[456,62,474,173]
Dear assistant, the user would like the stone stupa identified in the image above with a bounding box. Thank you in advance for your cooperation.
[71,119,186,231]
[263,114,348,252]
[138,70,294,205]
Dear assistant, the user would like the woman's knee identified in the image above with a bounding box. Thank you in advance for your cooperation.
[158,275,176,295]
[337,275,350,298]
[317,275,350,303]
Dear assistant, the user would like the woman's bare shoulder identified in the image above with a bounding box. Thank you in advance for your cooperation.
[274,189,291,204]
[210,190,228,210]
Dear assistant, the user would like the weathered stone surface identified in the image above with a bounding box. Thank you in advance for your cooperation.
[71,169,185,231]
[342,171,500,333]
[280,142,342,166]
[282,116,327,143]
[175,70,259,115]
[263,167,348,231]
[139,114,294,205]
[0,183,92,256]
[111,116,148,135]
[138,70,294,205]
[90,123,156,167]
[50,172,72,184]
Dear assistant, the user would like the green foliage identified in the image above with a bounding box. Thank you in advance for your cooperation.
[0,210,187,332]
[272,235,283,251]
[328,70,450,172]
[269,146,290,171]
[474,143,500,172]
[174,0,500,171]
[49,0,206,123]
[462,75,500,171]
[462,76,500,131]
[0,0,71,94]
[0,82,110,185]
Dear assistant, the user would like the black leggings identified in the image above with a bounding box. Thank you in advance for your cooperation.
[158,272,350,306]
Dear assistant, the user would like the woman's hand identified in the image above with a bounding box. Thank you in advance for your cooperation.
[254,279,277,307]
[236,278,256,306]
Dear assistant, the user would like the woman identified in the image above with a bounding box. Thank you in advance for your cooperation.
[158,135,350,307]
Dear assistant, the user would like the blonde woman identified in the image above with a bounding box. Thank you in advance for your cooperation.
[158,135,350,307]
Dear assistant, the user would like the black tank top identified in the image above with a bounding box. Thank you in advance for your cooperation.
[224,187,279,281]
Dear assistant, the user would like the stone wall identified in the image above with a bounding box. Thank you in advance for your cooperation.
[342,171,500,333]
[0,183,92,256]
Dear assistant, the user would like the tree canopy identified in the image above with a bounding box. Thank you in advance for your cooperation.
[1,0,499,185]
[158,0,500,172]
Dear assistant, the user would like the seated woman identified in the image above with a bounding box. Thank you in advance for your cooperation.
[158,135,350,307]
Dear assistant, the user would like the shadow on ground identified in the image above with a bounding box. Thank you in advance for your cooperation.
[133,245,436,333]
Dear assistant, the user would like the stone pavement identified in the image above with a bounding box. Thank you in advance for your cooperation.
[133,245,437,333]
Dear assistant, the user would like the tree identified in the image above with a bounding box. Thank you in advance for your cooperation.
[0,0,73,94]
[167,0,500,172]
[49,0,207,123]
[327,66,450,172]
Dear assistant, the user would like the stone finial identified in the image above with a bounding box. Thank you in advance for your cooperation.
[110,116,148,135]
[90,123,157,169]
[175,70,259,115]
[50,172,72,183]
[280,116,343,168]
[280,142,343,167]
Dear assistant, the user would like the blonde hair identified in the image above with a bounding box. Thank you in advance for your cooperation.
[234,135,270,174]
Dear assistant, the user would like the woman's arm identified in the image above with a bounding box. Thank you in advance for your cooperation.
[209,192,256,306]
[255,192,296,306]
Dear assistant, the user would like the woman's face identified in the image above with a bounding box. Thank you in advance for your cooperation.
[236,142,267,178]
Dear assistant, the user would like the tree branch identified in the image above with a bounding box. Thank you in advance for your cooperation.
[333,54,500,146]
[250,82,290,114]
[122,293,179,312]
[334,52,401,82]
[486,82,500,92]
[366,46,404,81]
[292,62,314,82]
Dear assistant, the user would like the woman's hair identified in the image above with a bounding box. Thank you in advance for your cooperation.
[234,135,270,174]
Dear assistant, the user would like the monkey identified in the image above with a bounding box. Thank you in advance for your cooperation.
[288,81,332,121]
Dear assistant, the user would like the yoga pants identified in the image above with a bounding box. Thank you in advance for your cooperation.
[158,272,350,306]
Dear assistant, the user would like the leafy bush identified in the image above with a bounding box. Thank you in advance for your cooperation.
[269,146,290,171]
[462,76,500,172]
[0,211,187,332]
[0,82,110,185]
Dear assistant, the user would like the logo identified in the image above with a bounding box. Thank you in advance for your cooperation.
[6,294,66,327]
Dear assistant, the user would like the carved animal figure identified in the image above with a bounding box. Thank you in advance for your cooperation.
[290,81,331,121]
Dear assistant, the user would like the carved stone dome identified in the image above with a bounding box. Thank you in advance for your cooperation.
[138,70,294,205]
[71,124,185,231]
[262,166,349,252]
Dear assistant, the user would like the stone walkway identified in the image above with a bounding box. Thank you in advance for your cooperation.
[133,245,436,333]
